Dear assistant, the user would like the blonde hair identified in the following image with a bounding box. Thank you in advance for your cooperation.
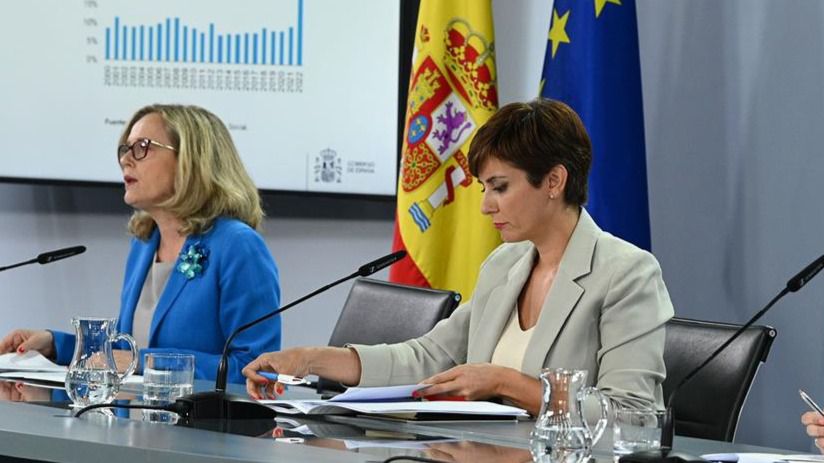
[120,104,264,240]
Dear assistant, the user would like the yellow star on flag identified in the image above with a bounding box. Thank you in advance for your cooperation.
[548,8,571,59]
[594,0,621,18]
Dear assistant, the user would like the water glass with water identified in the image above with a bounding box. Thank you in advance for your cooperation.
[142,353,194,423]
[613,408,665,455]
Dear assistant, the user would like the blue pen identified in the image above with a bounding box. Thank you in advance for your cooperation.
[256,371,309,385]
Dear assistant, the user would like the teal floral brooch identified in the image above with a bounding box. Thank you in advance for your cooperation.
[177,243,208,280]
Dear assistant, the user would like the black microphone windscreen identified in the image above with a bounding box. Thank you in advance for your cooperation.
[787,254,824,292]
[357,250,407,277]
[37,246,87,265]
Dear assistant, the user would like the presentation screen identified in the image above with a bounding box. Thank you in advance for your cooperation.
[0,0,401,196]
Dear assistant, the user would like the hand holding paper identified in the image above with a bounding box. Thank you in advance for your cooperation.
[419,363,506,401]
[0,329,55,358]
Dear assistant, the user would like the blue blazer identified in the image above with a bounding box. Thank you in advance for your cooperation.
[52,217,281,384]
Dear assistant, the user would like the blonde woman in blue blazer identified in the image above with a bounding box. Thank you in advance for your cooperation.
[0,105,280,384]
[243,99,673,416]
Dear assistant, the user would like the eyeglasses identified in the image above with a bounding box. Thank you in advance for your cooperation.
[117,138,177,162]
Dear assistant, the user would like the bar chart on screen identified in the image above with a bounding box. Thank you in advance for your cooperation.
[88,0,305,92]
[1,0,400,195]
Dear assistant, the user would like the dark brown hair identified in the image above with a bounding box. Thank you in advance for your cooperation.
[468,98,592,206]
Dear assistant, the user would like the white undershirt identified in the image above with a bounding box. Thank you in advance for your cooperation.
[490,305,536,371]
[132,259,175,350]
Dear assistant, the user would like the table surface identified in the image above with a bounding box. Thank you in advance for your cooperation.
[0,378,801,463]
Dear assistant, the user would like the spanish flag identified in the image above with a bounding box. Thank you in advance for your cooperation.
[389,0,501,299]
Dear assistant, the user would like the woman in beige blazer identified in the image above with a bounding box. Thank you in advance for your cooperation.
[243,99,674,416]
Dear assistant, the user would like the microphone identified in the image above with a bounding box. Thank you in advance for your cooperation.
[358,250,407,276]
[787,254,824,292]
[171,250,407,429]
[0,246,87,272]
[620,253,824,463]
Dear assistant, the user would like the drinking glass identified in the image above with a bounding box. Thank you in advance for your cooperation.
[142,353,194,423]
[613,408,665,455]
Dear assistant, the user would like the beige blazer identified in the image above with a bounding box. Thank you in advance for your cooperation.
[353,209,674,410]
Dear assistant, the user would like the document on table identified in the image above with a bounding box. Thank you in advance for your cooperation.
[261,383,527,417]
[703,453,824,463]
[328,383,431,402]
[0,351,142,386]
[262,397,529,418]
[343,438,457,450]
[0,351,66,372]
[0,370,144,386]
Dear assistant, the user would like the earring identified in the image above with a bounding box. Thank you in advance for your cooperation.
[549,194,556,200]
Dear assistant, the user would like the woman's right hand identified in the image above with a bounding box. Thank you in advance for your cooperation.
[243,347,313,400]
[802,411,824,453]
[0,329,55,359]
[243,346,361,400]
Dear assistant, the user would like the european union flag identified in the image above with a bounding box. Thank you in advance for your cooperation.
[540,0,650,250]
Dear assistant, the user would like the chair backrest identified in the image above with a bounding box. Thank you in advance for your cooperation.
[328,277,461,347]
[318,278,461,393]
[663,317,776,442]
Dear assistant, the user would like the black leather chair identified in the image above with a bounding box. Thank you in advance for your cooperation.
[317,277,461,393]
[663,317,776,442]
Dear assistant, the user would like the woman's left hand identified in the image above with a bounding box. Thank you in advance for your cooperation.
[418,363,509,401]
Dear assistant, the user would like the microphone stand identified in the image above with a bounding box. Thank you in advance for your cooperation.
[620,254,824,463]
[172,251,406,431]
[0,246,86,272]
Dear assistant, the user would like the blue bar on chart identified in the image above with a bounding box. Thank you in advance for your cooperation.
[288,27,293,65]
[191,28,197,62]
[165,18,170,62]
[174,18,180,62]
[102,0,305,67]
[297,0,302,65]
[261,28,267,65]
[121,25,127,61]
[113,17,119,60]
[217,35,223,64]
[131,27,136,60]
[270,31,276,65]
[156,23,162,62]
[209,24,215,63]
[244,33,249,65]
[234,34,240,64]
[279,31,284,65]
[253,33,258,65]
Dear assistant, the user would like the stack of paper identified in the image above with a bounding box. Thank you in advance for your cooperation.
[0,351,66,373]
[0,351,142,386]
[261,383,529,419]
[0,351,68,388]
[703,453,824,463]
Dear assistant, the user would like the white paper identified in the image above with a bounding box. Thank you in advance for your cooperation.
[328,384,430,402]
[0,351,66,372]
[261,398,529,418]
[702,454,824,463]
[0,370,143,385]
[343,438,457,450]
[781,456,824,462]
